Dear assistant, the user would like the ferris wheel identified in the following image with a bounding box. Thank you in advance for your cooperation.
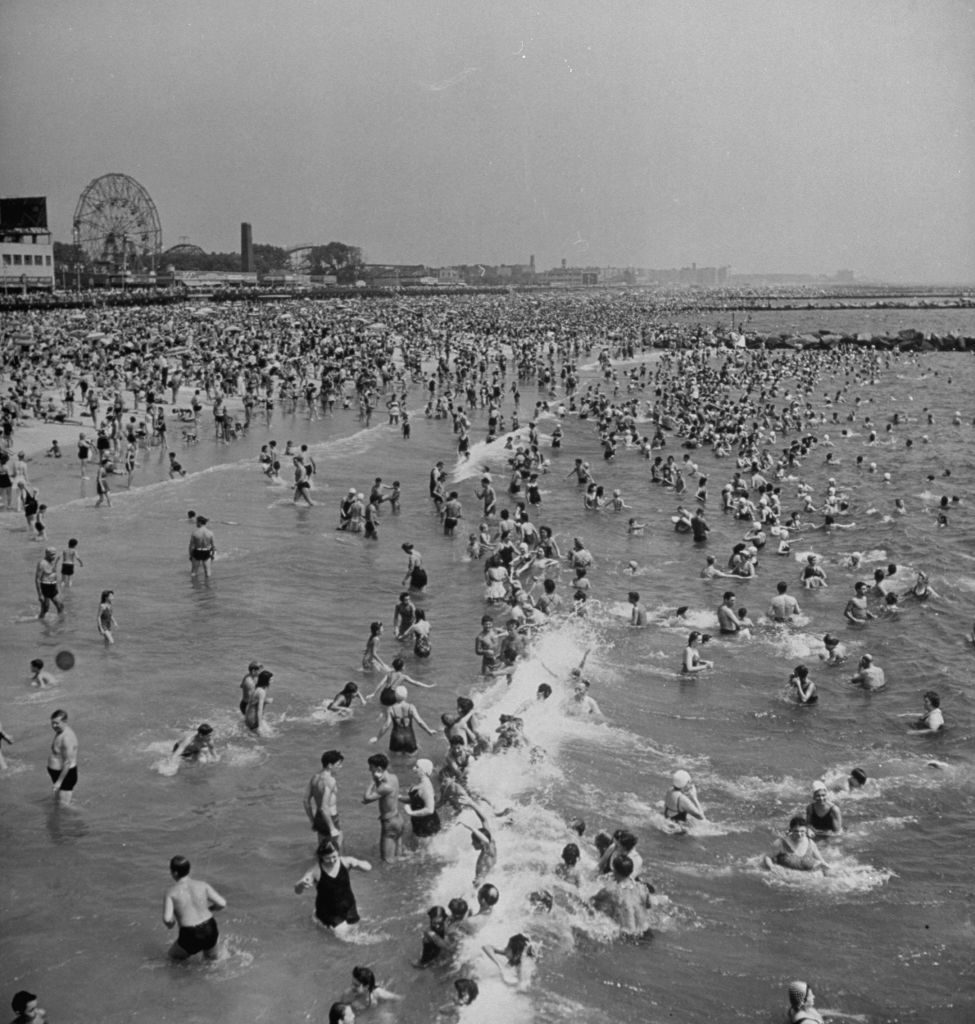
[72,172,162,272]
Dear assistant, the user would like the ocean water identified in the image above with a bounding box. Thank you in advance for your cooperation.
[2,300,974,1023]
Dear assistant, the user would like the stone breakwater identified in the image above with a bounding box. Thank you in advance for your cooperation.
[653,328,975,351]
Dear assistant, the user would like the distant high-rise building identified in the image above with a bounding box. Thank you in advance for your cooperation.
[240,222,253,272]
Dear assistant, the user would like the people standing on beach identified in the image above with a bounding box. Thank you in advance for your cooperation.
[162,855,226,961]
[47,709,78,806]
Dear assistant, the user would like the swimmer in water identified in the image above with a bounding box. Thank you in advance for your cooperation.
[346,966,402,1010]
[805,781,842,834]
[663,769,706,824]
[682,631,713,674]
[29,659,57,688]
[904,690,945,734]
[481,933,535,990]
[171,723,216,765]
[786,980,824,1024]
[763,816,830,874]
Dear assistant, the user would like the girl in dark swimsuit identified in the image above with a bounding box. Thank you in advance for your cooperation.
[374,687,436,753]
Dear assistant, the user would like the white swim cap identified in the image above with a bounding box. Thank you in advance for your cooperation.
[415,758,433,775]
[812,779,827,795]
[672,769,691,790]
[394,685,408,700]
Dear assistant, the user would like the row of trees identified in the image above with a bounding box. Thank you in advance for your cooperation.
[52,241,365,283]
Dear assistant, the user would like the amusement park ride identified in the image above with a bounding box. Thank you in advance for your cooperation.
[72,172,162,274]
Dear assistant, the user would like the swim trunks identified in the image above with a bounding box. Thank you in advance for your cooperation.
[191,549,213,561]
[47,766,78,791]
[61,564,75,577]
[40,582,59,599]
[176,917,219,955]
[313,810,341,839]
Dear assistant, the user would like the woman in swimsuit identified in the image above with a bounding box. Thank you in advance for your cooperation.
[326,681,367,715]
[787,980,825,1023]
[401,609,432,658]
[805,782,842,834]
[346,966,401,1011]
[96,590,117,645]
[401,758,441,838]
[361,621,389,673]
[373,686,436,754]
[682,632,713,675]
[763,816,829,873]
[244,670,273,733]
[663,769,705,824]
[414,906,451,968]
[481,933,535,991]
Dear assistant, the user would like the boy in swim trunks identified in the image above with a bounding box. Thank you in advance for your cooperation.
[163,855,226,961]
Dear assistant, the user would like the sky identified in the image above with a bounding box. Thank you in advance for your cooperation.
[1,0,973,282]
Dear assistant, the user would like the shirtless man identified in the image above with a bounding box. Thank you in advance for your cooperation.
[35,547,64,619]
[849,653,886,691]
[47,709,78,806]
[362,753,404,862]
[162,855,226,961]
[188,515,216,578]
[768,581,801,623]
[716,591,740,635]
[305,750,344,851]
[844,581,875,624]
[591,854,653,938]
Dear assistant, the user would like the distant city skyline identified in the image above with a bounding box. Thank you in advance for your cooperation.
[2,1,973,284]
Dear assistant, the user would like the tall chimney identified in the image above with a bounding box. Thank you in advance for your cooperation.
[241,223,253,272]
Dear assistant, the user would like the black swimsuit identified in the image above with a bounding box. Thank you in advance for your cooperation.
[314,863,359,928]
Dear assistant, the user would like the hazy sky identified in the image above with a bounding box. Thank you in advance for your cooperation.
[2,1,973,281]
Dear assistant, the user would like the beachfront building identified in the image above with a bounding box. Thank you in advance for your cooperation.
[0,195,54,293]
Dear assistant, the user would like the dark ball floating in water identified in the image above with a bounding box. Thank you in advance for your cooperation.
[55,650,75,671]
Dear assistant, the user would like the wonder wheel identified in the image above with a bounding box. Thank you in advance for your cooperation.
[72,173,162,272]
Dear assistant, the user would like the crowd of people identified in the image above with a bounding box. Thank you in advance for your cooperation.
[1,290,960,1021]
